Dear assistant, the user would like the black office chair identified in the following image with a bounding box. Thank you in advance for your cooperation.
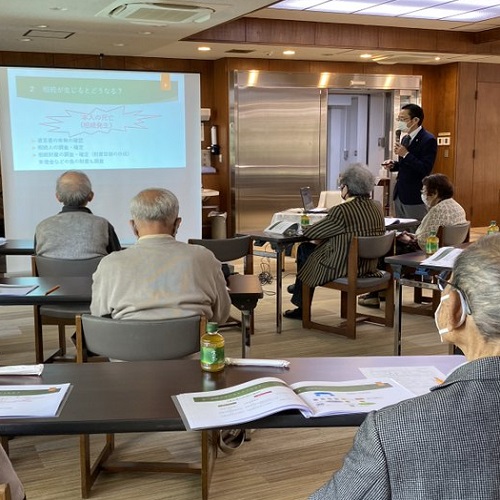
[188,235,252,275]
[189,236,253,330]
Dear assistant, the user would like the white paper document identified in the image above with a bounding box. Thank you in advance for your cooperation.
[359,366,447,396]
[173,376,415,430]
[0,365,44,376]
[0,284,38,296]
[0,383,71,418]
[420,246,464,269]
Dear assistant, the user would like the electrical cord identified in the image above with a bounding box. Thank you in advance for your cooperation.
[258,260,273,285]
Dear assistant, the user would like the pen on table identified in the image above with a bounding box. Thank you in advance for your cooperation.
[44,285,60,296]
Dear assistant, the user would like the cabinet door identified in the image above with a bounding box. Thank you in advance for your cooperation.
[472,82,500,226]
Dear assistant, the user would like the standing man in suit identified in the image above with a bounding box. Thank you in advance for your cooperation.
[383,104,437,221]
[310,234,500,500]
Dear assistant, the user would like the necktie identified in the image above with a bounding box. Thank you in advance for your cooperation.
[401,134,411,147]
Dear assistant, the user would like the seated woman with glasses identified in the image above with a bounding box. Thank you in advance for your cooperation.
[310,234,500,500]
[397,173,466,251]
[359,173,467,308]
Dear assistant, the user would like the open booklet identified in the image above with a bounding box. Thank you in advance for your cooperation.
[420,246,464,268]
[173,376,416,430]
[0,383,71,418]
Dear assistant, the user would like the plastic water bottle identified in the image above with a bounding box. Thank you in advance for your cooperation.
[200,322,225,372]
[487,220,499,235]
[425,231,439,255]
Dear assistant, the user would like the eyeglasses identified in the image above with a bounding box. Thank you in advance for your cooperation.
[436,271,472,316]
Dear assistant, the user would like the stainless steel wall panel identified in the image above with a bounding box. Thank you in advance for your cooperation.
[233,80,325,233]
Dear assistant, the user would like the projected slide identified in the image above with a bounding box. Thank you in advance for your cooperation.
[5,68,186,171]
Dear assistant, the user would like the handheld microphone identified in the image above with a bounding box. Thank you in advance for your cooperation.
[395,129,402,144]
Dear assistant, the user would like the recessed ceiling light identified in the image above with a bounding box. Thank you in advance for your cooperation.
[434,56,441,61]
[360,53,372,59]
[36,25,48,29]
[113,43,125,47]
[139,31,152,35]
[198,46,211,52]
[283,50,296,55]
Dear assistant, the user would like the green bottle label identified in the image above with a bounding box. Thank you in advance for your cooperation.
[200,346,225,366]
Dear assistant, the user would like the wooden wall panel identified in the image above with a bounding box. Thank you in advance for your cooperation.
[190,18,500,56]
[246,18,315,46]
[416,65,458,182]
[379,27,437,52]
[471,82,500,226]
[477,63,500,83]
[315,23,379,49]
[455,63,477,222]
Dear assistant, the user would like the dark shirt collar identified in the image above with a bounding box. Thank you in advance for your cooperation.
[59,205,93,214]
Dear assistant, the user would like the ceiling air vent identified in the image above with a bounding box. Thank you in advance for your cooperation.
[108,3,214,25]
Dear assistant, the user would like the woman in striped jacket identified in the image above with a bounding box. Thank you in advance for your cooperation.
[285,164,385,320]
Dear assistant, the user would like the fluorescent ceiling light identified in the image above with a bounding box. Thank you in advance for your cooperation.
[310,1,378,13]
[271,0,324,8]
[271,0,500,22]
[445,8,500,22]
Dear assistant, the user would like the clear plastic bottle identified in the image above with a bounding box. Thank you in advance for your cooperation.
[200,322,225,372]
[300,213,310,227]
[487,220,499,235]
[425,231,439,255]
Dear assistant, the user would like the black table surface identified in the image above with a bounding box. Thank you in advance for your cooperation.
[0,356,464,435]
[0,274,261,306]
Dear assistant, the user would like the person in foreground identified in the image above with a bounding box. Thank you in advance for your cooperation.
[90,188,231,323]
[382,104,437,222]
[284,164,385,320]
[310,234,500,500]
[0,445,25,500]
[359,173,467,308]
[35,170,121,258]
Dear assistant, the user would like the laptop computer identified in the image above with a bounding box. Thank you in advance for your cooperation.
[299,187,329,213]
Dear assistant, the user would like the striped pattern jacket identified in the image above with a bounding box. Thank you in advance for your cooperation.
[299,197,385,287]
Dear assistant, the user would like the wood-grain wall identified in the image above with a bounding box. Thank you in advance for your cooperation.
[0,49,497,229]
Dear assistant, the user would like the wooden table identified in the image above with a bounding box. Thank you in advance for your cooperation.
[0,356,465,499]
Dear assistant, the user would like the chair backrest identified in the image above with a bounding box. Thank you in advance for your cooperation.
[32,255,102,277]
[188,235,251,263]
[437,222,471,246]
[318,190,343,208]
[357,231,396,260]
[76,313,205,362]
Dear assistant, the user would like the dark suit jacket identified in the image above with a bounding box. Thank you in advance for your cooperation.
[310,357,500,500]
[392,127,437,205]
